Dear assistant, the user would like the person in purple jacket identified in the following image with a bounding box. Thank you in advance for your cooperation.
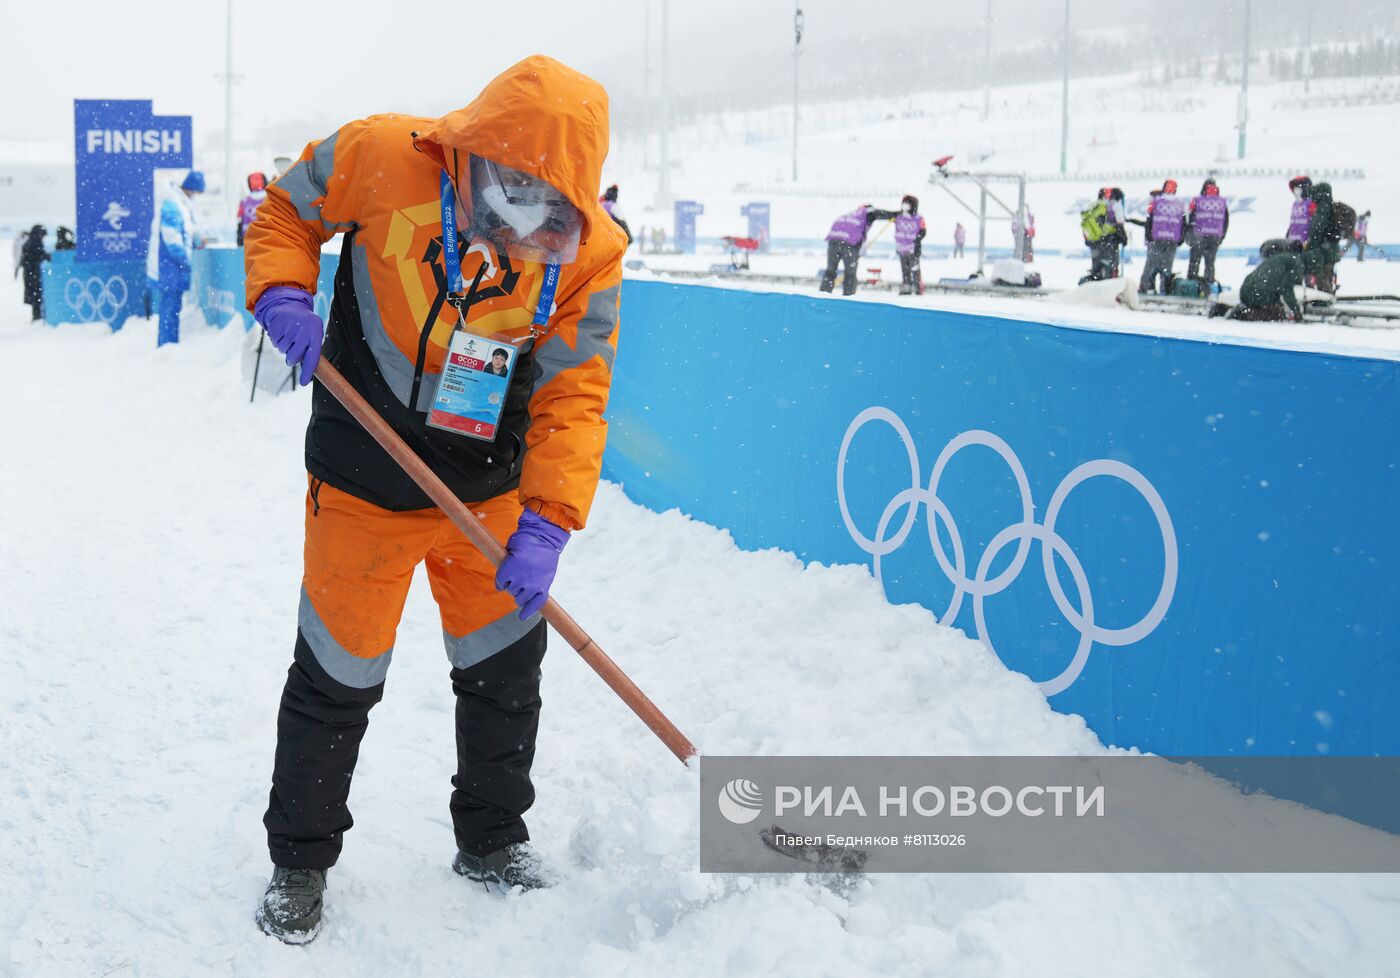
[820,202,900,295]
[236,172,267,247]
[599,184,633,246]
[1286,175,1315,243]
[1138,179,1185,294]
[894,195,928,295]
[1186,178,1229,286]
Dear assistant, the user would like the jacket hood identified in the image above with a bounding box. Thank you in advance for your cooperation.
[415,55,611,245]
[1311,182,1333,206]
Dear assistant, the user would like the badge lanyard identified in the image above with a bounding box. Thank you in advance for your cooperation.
[440,170,465,296]
[429,170,561,442]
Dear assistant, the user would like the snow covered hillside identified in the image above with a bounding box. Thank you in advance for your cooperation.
[604,72,1400,257]
[4,272,1400,976]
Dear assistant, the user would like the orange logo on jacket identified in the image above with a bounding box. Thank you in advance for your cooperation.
[381,200,547,371]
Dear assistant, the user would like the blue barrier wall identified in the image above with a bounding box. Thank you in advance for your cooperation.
[192,245,255,329]
[191,245,338,331]
[43,246,338,334]
[603,280,1400,756]
[42,245,341,334]
[43,251,147,330]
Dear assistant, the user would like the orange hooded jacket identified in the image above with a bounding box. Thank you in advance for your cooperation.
[245,56,625,531]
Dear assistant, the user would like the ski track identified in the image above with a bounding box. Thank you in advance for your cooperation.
[3,276,1400,977]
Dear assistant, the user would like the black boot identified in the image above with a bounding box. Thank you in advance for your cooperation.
[256,867,327,944]
[453,843,557,892]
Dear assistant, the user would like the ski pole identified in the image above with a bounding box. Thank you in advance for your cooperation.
[312,358,699,765]
[250,329,265,403]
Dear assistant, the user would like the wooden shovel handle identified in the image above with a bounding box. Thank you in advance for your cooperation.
[313,359,698,764]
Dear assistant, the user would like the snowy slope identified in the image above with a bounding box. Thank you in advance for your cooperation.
[4,276,1400,976]
[606,73,1400,257]
[599,71,1400,362]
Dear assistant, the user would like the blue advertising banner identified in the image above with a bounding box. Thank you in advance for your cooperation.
[741,201,771,252]
[74,99,192,265]
[604,281,1400,757]
[674,200,704,254]
[43,250,147,330]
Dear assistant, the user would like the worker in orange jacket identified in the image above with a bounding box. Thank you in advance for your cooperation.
[245,56,625,944]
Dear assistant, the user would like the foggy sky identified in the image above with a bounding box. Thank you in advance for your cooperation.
[3,0,1393,160]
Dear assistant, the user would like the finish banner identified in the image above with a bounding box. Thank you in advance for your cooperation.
[74,99,192,265]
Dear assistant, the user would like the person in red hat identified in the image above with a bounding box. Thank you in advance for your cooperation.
[236,171,268,246]
[1186,178,1229,286]
[1139,179,1185,294]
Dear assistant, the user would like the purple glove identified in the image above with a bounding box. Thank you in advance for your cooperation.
[495,509,570,620]
[254,286,324,386]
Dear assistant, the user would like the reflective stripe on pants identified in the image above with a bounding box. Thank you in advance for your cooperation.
[265,477,547,867]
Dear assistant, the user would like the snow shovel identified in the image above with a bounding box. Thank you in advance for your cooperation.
[859,218,893,258]
[313,359,698,765]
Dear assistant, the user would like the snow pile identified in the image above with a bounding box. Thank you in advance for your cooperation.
[2,279,1399,976]
[1045,274,1141,309]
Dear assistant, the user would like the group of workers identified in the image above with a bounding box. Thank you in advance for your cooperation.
[814,171,1368,324]
[1078,173,1368,322]
[21,158,1378,336]
[820,195,928,296]
[1079,178,1232,292]
[1215,175,1358,322]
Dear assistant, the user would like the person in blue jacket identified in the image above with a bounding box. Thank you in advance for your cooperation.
[147,170,204,346]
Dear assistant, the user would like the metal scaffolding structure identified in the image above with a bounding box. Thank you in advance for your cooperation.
[927,164,1029,276]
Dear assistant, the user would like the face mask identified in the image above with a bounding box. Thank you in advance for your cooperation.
[460,155,583,264]
[480,184,552,238]
[902,204,912,213]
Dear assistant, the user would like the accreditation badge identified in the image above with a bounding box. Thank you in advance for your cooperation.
[426,331,521,442]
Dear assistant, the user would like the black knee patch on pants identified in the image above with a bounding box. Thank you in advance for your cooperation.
[449,620,547,857]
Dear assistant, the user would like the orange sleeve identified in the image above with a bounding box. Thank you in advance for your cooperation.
[244,120,369,310]
[519,250,622,532]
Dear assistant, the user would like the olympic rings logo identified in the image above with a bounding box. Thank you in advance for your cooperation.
[64,275,130,324]
[838,407,1178,695]
[101,238,131,254]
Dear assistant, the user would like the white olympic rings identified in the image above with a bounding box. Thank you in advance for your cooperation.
[64,275,130,324]
[837,407,1178,695]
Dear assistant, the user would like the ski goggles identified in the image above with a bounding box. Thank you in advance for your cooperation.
[452,154,583,265]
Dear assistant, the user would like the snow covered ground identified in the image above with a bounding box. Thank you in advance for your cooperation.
[4,272,1400,977]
